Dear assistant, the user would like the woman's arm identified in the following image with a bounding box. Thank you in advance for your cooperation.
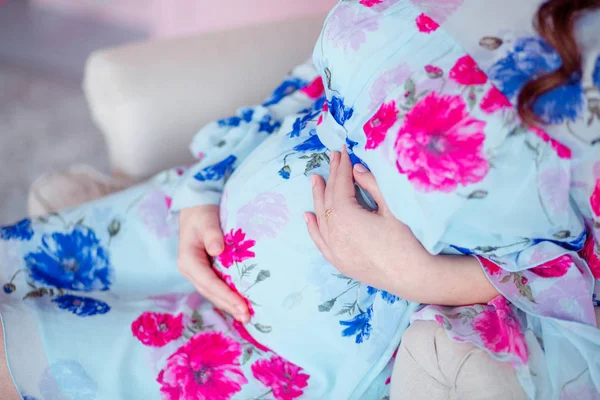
[305,149,500,308]
[410,254,500,306]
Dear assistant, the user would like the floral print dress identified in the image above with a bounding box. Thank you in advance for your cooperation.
[1,1,600,399]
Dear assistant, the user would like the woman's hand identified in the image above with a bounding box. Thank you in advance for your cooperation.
[178,205,250,322]
[305,148,499,305]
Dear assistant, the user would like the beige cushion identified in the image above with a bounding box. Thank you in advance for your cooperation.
[83,13,328,179]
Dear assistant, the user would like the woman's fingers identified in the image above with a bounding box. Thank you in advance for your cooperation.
[324,151,340,208]
[334,147,358,204]
[179,253,250,323]
[196,206,225,257]
[178,205,248,322]
[311,174,326,220]
[352,163,389,214]
[304,212,333,262]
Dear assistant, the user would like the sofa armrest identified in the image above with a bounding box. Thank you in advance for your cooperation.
[83,12,327,179]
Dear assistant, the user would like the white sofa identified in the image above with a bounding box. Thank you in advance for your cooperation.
[83,12,328,180]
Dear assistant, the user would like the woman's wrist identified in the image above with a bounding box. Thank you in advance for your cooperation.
[385,252,500,306]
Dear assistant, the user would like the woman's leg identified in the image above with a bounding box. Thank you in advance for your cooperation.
[390,321,526,400]
[0,325,20,400]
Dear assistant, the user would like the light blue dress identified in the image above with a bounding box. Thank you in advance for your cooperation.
[1,1,600,399]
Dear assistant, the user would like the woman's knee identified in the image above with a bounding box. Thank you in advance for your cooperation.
[390,321,450,400]
[390,320,526,400]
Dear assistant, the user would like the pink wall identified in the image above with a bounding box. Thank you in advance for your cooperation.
[31,0,337,37]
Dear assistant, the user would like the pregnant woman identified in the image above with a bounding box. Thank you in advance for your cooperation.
[1,0,600,399]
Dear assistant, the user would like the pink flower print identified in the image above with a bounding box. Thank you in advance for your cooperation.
[233,320,271,352]
[131,312,184,348]
[449,55,488,86]
[415,13,439,33]
[478,257,502,276]
[409,0,464,24]
[138,190,177,238]
[360,0,383,7]
[364,101,398,150]
[327,4,379,52]
[236,193,291,240]
[157,332,248,400]
[385,376,391,385]
[530,126,572,159]
[360,0,396,11]
[251,356,310,400]
[317,101,328,126]
[300,77,324,99]
[214,269,255,316]
[580,230,600,279]
[394,92,489,192]
[591,179,600,217]
[480,86,512,114]
[424,65,443,79]
[369,63,412,109]
[435,314,445,326]
[530,254,573,278]
[472,296,528,364]
[218,229,256,268]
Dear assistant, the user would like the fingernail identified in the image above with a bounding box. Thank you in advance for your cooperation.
[237,313,249,323]
[354,163,368,173]
[310,175,317,187]
[208,241,222,254]
[303,213,309,223]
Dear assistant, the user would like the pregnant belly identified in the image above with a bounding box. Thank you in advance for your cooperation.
[214,136,414,398]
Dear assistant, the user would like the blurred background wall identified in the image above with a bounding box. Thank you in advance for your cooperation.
[0,0,336,224]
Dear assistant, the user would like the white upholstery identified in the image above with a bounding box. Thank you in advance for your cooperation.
[83,13,328,179]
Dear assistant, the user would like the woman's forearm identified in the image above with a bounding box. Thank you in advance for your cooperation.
[396,253,500,306]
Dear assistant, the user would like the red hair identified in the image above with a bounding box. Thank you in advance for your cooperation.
[518,0,600,125]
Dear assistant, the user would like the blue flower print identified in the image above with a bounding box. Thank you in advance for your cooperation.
[531,229,587,252]
[367,286,400,304]
[23,396,40,400]
[329,96,354,127]
[290,109,321,138]
[39,360,98,400]
[488,36,583,123]
[293,130,326,152]
[593,56,600,89]
[278,166,291,180]
[194,155,237,182]
[313,96,327,111]
[263,77,308,107]
[258,114,282,134]
[24,226,112,292]
[531,78,584,124]
[217,108,254,127]
[450,245,474,255]
[53,295,110,317]
[593,293,600,307]
[340,305,373,344]
[3,283,16,294]
[0,218,34,241]
[345,137,365,166]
